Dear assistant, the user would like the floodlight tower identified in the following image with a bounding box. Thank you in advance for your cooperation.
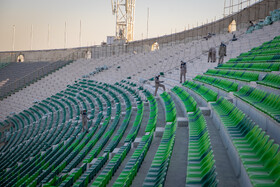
[111,0,135,42]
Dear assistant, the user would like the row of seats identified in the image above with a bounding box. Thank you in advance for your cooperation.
[229,35,280,63]
[257,73,280,89]
[38,80,132,185]
[177,34,280,187]
[186,108,218,186]
[228,55,280,63]
[143,92,177,186]
[183,81,218,102]
[112,87,156,186]
[215,35,280,89]
[113,128,153,186]
[211,97,280,186]
[240,47,280,57]
[73,80,148,186]
[193,75,238,92]
[59,162,87,187]
[103,84,132,153]
[81,85,121,165]
[205,69,259,82]
[161,91,176,122]
[116,83,144,143]
[91,143,131,187]
[171,86,197,112]
[172,86,218,186]
[72,153,109,187]
[0,86,94,186]
[66,80,136,186]
[234,85,280,123]
[144,90,158,133]
[250,35,280,52]
[0,79,128,186]
[217,63,280,72]
[85,81,157,186]
[215,35,280,90]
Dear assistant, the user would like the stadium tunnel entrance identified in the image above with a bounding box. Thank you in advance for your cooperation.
[85,50,92,59]
[228,20,237,33]
[151,42,159,51]
[17,54,24,62]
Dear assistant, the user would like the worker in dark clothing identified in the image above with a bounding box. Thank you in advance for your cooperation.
[180,60,187,83]
[218,43,227,64]
[208,47,216,62]
[81,109,89,133]
[154,75,165,96]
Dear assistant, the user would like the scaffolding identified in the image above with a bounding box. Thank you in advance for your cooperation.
[223,0,263,17]
[111,0,136,42]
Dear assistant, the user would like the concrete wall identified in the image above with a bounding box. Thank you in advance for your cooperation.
[0,0,279,63]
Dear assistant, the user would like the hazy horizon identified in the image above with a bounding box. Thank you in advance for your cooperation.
[0,0,227,51]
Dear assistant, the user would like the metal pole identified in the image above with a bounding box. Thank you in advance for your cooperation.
[224,0,227,17]
[238,0,240,11]
[229,0,231,15]
[30,24,33,50]
[64,21,67,48]
[147,7,149,39]
[79,20,82,47]
[12,25,15,51]
[48,24,50,48]
[232,0,234,14]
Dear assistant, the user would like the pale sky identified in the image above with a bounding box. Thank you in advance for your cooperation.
[0,0,225,51]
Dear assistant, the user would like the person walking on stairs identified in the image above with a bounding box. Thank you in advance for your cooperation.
[180,60,187,83]
[154,75,165,96]
[218,42,227,64]
[81,109,89,133]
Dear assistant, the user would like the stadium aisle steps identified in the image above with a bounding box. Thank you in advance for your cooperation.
[110,88,155,186]
[204,115,239,186]
[113,133,153,186]
[186,108,218,186]
[131,92,164,186]
[172,86,219,186]
[95,100,139,185]
[90,143,131,187]
[164,91,189,187]
[143,92,177,186]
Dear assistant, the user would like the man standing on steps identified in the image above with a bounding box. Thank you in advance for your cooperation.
[219,42,227,64]
[81,109,89,133]
[180,60,187,83]
[154,75,165,96]
[208,47,216,62]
